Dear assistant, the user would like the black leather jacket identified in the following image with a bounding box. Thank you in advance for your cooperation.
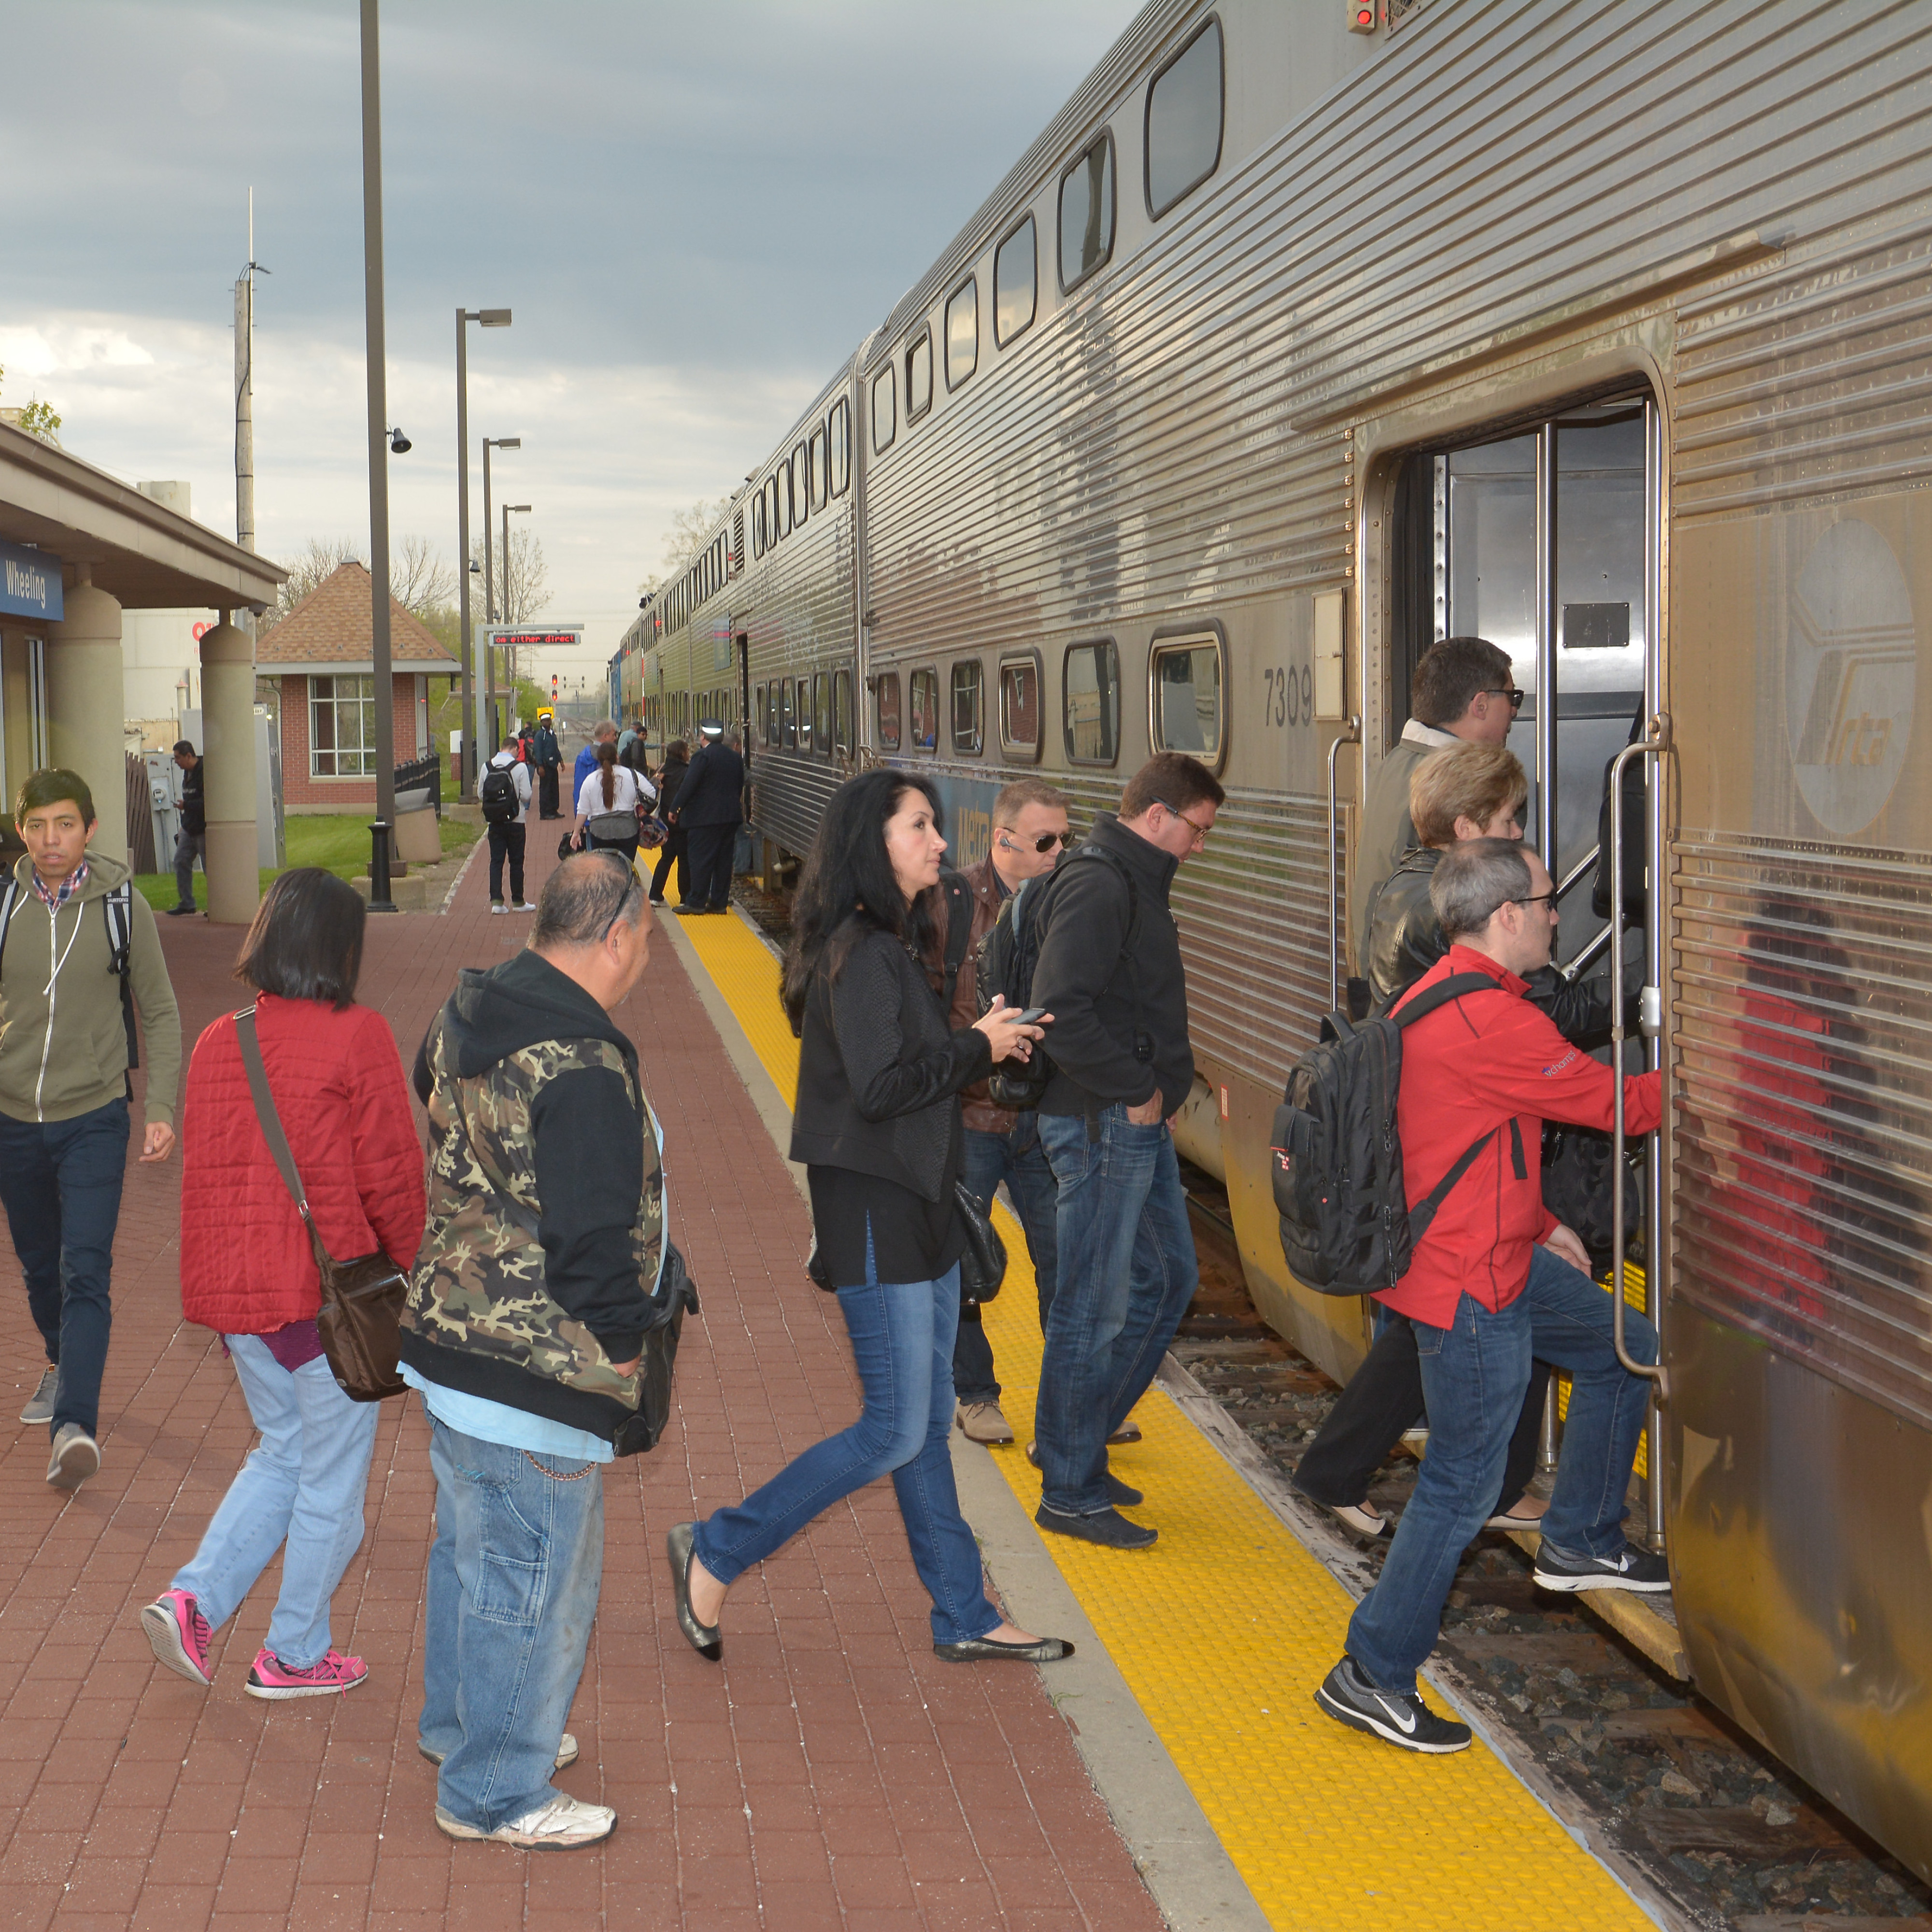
[1365,846,1615,1044]
[788,923,993,1200]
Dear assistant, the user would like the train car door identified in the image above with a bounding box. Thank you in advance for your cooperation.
[1390,390,1669,1539]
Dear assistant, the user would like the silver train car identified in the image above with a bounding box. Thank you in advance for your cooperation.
[624,0,1932,1873]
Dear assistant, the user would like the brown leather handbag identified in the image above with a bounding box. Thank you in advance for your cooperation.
[234,1005,408,1402]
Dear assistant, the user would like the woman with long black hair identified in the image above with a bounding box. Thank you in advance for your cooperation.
[667,770,1070,1664]
[574,739,649,865]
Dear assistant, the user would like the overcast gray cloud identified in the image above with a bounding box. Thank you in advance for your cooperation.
[3,0,1142,679]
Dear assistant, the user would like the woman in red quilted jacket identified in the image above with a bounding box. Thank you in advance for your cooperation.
[138,869,425,1701]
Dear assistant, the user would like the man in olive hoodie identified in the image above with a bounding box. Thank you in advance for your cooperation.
[0,769,181,1489]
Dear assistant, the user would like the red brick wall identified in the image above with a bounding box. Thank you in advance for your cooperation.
[277,673,422,811]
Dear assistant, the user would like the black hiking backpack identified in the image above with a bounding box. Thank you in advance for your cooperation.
[478,765,519,825]
[1270,972,1521,1294]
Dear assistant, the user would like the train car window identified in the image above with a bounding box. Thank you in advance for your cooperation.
[998,653,1042,762]
[829,399,851,496]
[945,277,978,390]
[753,491,767,559]
[1063,639,1121,764]
[776,467,792,540]
[877,670,902,751]
[809,427,828,511]
[780,680,796,748]
[1058,133,1115,292]
[994,216,1037,347]
[792,445,809,527]
[796,678,813,753]
[753,683,767,744]
[814,673,832,756]
[872,367,895,454]
[1145,19,1223,218]
[1150,635,1223,760]
[833,667,853,754]
[905,327,933,423]
[950,659,984,755]
[909,667,940,752]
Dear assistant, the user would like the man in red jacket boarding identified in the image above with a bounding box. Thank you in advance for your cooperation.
[1316,838,1665,1755]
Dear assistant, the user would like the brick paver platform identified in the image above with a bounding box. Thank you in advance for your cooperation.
[0,834,1164,1931]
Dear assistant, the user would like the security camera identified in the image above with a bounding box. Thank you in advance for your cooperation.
[388,427,412,455]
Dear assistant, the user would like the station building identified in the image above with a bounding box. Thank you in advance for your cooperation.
[253,560,453,813]
[0,420,281,922]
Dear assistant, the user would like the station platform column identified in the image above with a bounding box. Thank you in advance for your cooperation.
[198,615,258,925]
[45,575,127,864]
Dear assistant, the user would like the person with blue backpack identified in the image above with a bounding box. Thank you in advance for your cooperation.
[1026,753,1224,1550]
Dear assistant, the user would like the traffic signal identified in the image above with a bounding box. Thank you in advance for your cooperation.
[551,674,559,699]
[1348,0,1376,28]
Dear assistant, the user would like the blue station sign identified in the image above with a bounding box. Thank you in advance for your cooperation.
[0,540,62,623]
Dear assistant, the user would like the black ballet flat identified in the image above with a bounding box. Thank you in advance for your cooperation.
[666,1522,723,1661]
[934,1634,1076,1663]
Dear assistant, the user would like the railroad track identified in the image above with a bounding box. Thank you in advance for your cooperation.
[1171,1182,1932,1932]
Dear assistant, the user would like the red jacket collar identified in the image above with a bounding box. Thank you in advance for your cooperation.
[1440,943,1530,998]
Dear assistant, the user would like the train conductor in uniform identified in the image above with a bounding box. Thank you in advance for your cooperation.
[672,723,745,918]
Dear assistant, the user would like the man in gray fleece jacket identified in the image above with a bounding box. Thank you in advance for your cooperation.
[0,769,181,1489]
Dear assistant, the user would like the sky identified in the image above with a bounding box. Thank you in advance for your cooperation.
[3,0,1143,692]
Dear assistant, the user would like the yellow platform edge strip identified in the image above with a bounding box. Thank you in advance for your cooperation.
[669,906,1650,1932]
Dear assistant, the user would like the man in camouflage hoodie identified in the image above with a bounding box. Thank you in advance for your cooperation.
[402,853,663,1851]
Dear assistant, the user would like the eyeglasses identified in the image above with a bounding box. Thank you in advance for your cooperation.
[1154,800,1214,844]
[1000,829,1074,853]
[1486,688,1527,711]
[1512,891,1558,909]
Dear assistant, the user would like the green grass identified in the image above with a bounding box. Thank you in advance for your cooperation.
[132,812,479,913]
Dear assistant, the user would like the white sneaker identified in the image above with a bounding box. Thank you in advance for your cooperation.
[436,1792,615,1848]
[490,903,507,915]
[47,1422,99,1490]
[515,903,538,912]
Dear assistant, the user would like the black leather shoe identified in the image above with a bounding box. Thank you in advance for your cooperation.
[673,904,708,918]
[934,1634,1076,1663]
[1024,1442,1141,1508]
[1035,1503,1156,1550]
[666,1522,723,1660]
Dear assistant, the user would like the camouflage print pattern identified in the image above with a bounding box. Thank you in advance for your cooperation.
[404,1013,665,1411]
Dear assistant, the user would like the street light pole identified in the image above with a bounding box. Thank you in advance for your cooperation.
[358,0,397,910]
[503,503,531,728]
[481,437,520,755]
[454,307,511,800]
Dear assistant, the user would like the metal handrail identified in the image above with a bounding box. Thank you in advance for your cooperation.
[1326,717,1361,1013]
[1562,920,1614,980]
[1556,843,1599,902]
[1610,711,1670,1394]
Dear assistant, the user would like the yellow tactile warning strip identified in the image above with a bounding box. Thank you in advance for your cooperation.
[671,905,1651,1932]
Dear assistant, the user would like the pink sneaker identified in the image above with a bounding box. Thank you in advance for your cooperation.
[141,1590,213,1687]
[244,1646,368,1701]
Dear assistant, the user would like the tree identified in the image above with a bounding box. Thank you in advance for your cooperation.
[654,495,732,582]
[390,533,455,617]
[469,527,549,625]
[260,536,361,633]
[260,533,457,636]
[0,364,61,446]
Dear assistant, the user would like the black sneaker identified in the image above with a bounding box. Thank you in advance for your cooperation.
[164,904,198,917]
[1034,1503,1156,1550]
[1024,1442,1141,1508]
[1314,1657,1471,1754]
[1533,1539,1671,1593]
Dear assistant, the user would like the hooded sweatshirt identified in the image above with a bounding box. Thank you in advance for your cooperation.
[0,849,182,1127]
[402,948,664,1443]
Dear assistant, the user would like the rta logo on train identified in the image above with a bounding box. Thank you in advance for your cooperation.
[1784,516,1917,835]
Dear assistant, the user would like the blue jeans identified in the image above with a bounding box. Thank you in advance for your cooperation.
[171,1335,379,1668]
[693,1249,999,1647]
[0,1099,130,1438]
[953,1116,1061,1405]
[173,829,206,909]
[1347,1247,1659,1692]
[1036,1107,1198,1516]
[421,1416,605,1833]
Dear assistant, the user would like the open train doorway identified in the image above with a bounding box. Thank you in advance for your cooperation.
[1388,389,1668,1540]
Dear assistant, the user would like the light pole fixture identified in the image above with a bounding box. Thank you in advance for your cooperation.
[454,305,511,798]
[481,437,521,752]
[387,426,411,455]
[358,0,397,909]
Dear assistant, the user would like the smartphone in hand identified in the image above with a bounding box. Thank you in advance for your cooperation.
[1014,1008,1049,1025]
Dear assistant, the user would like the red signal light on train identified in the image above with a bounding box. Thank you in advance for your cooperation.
[1348,0,1377,29]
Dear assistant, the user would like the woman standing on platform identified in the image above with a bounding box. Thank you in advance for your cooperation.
[667,770,1072,1665]
[648,739,690,906]
[138,869,425,1699]
[574,739,650,866]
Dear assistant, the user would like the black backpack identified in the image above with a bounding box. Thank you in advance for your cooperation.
[1270,972,1521,1294]
[479,765,519,825]
[974,844,1145,1110]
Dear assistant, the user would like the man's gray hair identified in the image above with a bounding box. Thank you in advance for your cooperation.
[593,719,618,741]
[1430,838,1533,942]
[533,852,646,949]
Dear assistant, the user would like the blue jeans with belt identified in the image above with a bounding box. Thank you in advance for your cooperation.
[693,1242,1000,1647]
[952,1114,1061,1406]
[421,1417,605,1833]
[0,1098,130,1438]
[1346,1247,1659,1693]
[1035,1106,1198,1517]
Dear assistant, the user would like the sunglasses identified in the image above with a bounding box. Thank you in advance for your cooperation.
[1487,688,1527,711]
[1001,829,1074,853]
